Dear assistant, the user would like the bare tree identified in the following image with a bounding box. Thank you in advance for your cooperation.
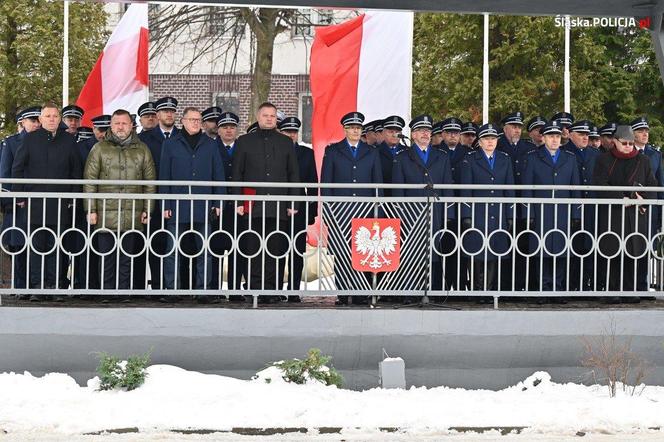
[149,5,301,111]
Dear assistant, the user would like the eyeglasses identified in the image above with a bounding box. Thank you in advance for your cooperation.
[619,141,634,146]
[183,118,202,123]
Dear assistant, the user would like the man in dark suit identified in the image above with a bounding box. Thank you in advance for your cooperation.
[1,106,41,292]
[376,115,405,195]
[210,112,246,298]
[276,117,318,300]
[521,120,581,296]
[320,112,383,304]
[392,115,454,300]
[437,117,469,290]
[12,103,83,300]
[136,96,179,290]
[562,120,600,291]
[232,102,300,302]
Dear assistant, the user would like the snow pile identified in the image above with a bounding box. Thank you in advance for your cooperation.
[1,365,664,436]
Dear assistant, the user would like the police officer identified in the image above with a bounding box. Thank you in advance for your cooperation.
[364,121,377,146]
[563,120,600,291]
[460,122,478,149]
[521,120,581,295]
[277,117,318,300]
[431,121,444,147]
[0,106,41,292]
[437,116,469,290]
[202,106,222,139]
[61,105,84,135]
[210,112,246,298]
[439,117,468,183]
[321,112,383,303]
[246,122,258,134]
[589,126,601,149]
[525,116,546,149]
[392,115,453,300]
[598,122,617,153]
[78,114,110,160]
[459,124,515,293]
[76,127,94,143]
[497,112,531,183]
[551,111,574,145]
[631,116,664,250]
[373,120,384,146]
[377,115,405,194]
[137,96,179,290]
[137,102,158,132]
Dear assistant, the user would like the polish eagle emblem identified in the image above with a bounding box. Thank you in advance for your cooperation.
[352,220,399,271]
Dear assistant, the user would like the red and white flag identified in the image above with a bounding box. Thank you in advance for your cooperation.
[310,11,413,173]
[76,4,149,127]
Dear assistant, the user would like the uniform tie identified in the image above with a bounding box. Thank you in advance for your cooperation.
[164,131,171,139]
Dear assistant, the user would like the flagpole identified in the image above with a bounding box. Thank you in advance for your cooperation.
[63,0,70,107]
[564,15,570,113]
[482,13,489,124]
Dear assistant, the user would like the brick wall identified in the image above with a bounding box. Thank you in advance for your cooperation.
[149,74,310,132]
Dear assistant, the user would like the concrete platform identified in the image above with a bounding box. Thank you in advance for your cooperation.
[2,296,664,390]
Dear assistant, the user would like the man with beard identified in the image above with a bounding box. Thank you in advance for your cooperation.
[202,106,222,139]
[598,122,617,153]
[83,110,156,296]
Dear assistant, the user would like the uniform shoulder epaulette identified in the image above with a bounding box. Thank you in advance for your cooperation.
[395,149,407,155]
[496,150,510,157]
[563,149,576,156]
[526,149,538,156]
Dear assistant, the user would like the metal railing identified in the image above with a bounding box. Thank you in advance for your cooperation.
[1,178,663,308]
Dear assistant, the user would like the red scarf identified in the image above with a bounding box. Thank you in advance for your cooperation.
[610,146,639,159]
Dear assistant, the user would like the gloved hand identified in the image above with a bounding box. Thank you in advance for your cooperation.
[462,218,472,230]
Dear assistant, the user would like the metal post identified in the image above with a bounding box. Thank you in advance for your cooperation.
[482,13,490,124]
[564,15,570,113]
[62,0,70,107]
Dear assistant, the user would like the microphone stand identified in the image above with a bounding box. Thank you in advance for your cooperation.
[392,136,459,310]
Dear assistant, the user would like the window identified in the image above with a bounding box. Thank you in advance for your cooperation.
[299,93,313,144]
[207,7,245,38]
[214,93,240,116]
[292,11,313,37]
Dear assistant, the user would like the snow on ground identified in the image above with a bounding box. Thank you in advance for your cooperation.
[1,366,664,438]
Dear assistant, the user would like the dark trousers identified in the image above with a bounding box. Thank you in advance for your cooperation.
[278,216,308,291]
[598,255,648,292]
[69,214,100,289]
[210,206,248,290]
[246,217,287,290]
[4,208,27,288]
[133,212,164,289]
[541,256,567,291]
[442,223,468,290]
[28,224,67,289]
[472,259,498,291]
[97,231,140,290]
